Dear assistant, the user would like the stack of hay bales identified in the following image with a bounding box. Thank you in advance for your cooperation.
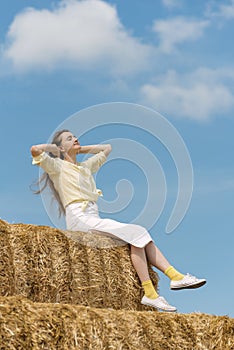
[0,219,233,349]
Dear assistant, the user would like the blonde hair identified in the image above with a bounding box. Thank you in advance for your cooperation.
[32,129,70,217]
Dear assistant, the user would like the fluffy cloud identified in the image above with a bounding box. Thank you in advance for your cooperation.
[153,16,209,53]
[140,68,234,121]
[218,0,234,19]
[2,0,151,74]
[206,0,234,20]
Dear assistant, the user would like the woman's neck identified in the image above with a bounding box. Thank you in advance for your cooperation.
[64,153,77,164]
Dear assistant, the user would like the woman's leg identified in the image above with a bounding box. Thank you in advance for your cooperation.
[145,241,172,273]
[130,245,177,311]
[145,241,185,277]
[130,245,150,282]
[130,245,158,299]
[145,241,207,291]
[145,241,184,278]
[130,243,181,285]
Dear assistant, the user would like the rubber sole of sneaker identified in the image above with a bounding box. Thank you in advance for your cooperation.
[141,301,177,312]
[171,280,206,290]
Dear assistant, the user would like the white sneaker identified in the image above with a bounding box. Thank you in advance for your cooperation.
[170,273,206,290]
[141,295,177,312]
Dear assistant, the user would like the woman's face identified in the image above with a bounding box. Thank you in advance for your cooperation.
[60,131,81,154]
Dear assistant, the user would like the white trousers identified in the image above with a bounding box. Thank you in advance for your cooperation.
[65,201,153,248]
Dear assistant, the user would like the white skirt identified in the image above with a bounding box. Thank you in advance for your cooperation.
[65,201,153,248]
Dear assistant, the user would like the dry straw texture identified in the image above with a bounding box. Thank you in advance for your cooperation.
[0,296,233,350]
[0,219,233,350]
[0,219,158,310]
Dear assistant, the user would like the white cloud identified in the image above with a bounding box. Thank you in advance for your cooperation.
[140,68,234,121]
[153,16,209,53]
[219,0,234,18]
[2,0,151,75]
[162,0,182,9]
[206,0,234,20]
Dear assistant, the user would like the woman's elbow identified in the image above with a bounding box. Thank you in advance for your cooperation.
[30,145,42,157]
[104,144,112,157]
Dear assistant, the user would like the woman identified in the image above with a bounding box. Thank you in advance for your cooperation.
[31,129,206,312]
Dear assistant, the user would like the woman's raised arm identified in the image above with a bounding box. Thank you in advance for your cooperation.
[30,144,61,158]
[79,144,112,157]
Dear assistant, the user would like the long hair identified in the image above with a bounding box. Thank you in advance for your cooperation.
[31,129,70,217]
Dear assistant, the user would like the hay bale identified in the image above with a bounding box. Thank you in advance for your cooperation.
[0,219,233,350]
[0,220,158,310]
[0,220,15,296]
[0,296,233,350]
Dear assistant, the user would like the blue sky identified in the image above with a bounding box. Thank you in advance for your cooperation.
[0,0,234,317]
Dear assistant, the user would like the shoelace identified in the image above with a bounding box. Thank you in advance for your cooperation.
[185,273,197,281]
[159,297,170,306]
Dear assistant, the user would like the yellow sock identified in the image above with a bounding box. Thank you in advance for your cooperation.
[142,280,159,299]
[164,266,184,281]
